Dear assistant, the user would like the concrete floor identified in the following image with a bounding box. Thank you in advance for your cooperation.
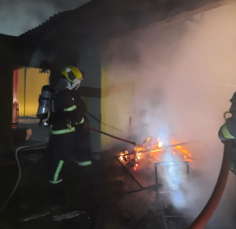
[1,121,236,228]
[0,146,191,229]
[18,117,50,143]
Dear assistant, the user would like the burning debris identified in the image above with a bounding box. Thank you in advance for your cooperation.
[119,137,192,171]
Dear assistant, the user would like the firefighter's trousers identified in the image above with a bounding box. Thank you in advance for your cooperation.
[49,132,74,184]
[74,124,92,166]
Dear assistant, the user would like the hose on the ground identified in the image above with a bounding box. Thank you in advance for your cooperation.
[0,143,48,214]
[187,140,232,229]
[1,124,134,214]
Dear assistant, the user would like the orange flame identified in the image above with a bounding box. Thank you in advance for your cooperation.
[174,146,192,162]
[119,137,192,171]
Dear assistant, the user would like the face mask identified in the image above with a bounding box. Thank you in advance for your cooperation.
[74,82,81,90]
[71,78,81,90]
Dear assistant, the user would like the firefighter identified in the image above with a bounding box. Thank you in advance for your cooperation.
[49,65,85,206]
[218,92,236,174]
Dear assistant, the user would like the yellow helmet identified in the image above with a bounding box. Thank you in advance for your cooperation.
[61,65,83,83]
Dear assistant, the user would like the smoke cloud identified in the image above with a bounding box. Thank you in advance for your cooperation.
[0,0,90,36]
[102,2,236,228]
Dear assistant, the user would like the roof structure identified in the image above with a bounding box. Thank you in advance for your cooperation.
[0,0,234,68]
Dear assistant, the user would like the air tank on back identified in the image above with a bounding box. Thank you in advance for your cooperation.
[37,85,53,126]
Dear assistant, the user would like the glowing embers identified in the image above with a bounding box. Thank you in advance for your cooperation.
[119,150,129,162]
[119,150,138,169]
[118,138,193,172]
[172,145,192,162]
[119,137,164,171]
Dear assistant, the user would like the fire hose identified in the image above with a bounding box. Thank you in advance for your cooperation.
[187,140,232,229]
[88,127,136,146]
[0,143,48,214]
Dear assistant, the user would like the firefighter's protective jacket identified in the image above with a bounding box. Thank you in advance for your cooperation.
[50,89,84,135]
[219,115,236,174]
[72,89,88,119]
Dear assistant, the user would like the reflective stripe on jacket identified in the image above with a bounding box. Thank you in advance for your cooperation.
[220,123,235,140]
[63,105,77,112]
[219,117,236,141]
[50,89,84,133]
[77,160,92,166]
[50,125,75,135]
[75,116,85,125]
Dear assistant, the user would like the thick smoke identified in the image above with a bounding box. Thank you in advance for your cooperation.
[102,2,236,228]
[0,0,90,36]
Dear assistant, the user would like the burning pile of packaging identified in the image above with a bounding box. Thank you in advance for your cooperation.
[119,137,192,171]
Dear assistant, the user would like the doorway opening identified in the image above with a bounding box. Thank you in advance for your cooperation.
[12,67,50,143]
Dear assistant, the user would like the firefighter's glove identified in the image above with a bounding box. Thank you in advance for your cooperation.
[43,121,50,127]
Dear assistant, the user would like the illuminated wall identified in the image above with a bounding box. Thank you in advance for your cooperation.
[18,68,50,116]
[101,64,134,150]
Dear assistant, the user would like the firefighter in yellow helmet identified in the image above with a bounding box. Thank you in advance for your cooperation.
[49,65,91,206]
[219,92,236,174]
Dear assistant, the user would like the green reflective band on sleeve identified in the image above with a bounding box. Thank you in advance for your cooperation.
[53,160,64,183]
[64,105,77,112]
[221,124,235,139]
[230,163,236,175]
[50,126,75,135]
[49,179,63,184]
[78,160,92,166]
[75,117,85,125]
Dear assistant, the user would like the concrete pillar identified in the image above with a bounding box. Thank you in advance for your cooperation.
[80,39,101,156]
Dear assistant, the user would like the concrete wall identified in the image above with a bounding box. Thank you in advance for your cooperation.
[101,63,134,149]
[18,68,50,117]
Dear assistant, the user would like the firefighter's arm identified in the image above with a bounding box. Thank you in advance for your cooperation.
[53,89,84,125]
[53,89,76,112]
[63,102,85,126]
[67,110,84,125]
[219,116,236,141]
